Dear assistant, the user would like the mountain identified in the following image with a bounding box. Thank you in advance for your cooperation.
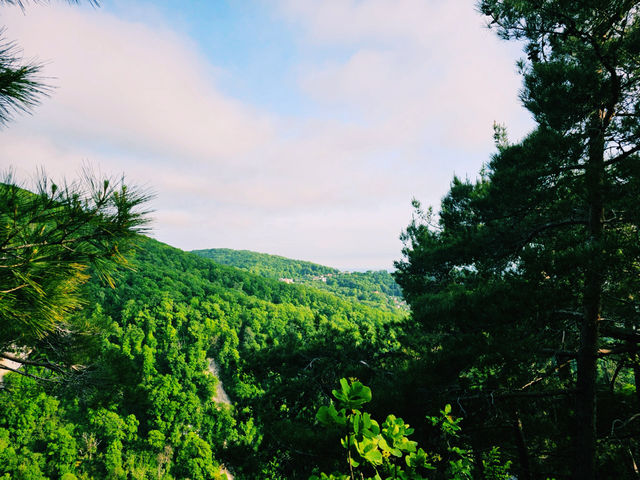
[190,248,339,279]
[192,248,407,312]
[0,237,407,479]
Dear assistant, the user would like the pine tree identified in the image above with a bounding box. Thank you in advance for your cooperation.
[396,1,640,478]
[0,172,151,379]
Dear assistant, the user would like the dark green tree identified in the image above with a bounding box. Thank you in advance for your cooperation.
[396,1,640,479]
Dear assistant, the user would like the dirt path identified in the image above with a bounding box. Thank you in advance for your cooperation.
[207,358,234,479]
[207,358,231,405]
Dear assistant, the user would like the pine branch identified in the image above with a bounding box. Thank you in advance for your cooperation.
[0,33,51,126]
[519,218,588,247]
[0,352,65,372]
[604,144,640,167]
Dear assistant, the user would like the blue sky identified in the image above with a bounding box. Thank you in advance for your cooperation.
[0,0,533,269]
[106,1,310,114]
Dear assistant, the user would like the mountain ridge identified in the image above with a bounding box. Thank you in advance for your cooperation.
[191,247,407,312]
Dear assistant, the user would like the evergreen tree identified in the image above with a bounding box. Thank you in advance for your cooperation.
[0,172,151,379]
[396,1,640,478]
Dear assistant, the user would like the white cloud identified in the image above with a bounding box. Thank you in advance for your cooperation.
[276,0,467,48]
[1,5,273,165]
[287,0,531,150]
[0,1,533,269]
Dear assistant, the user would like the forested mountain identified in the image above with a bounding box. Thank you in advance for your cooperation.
[0,237,408,479]
[192,248,406,312]
[191,248,339,279]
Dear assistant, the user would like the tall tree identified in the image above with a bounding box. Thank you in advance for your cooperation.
[396,1,640,478]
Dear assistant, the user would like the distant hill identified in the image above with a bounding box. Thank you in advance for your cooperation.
[191,248,339,279]
[192,248,407,312]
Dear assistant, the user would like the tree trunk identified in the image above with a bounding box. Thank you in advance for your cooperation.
[574,116,606,480]
[511,410,532,480]
[575,286,600,480]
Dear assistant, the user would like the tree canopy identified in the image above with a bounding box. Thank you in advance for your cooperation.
[192,248,405,312]
[395,1,640,479]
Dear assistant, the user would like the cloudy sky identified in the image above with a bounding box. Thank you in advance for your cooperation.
[0,0,533,270]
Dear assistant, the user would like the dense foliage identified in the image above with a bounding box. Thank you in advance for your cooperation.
[1,238,407,479]
[311,379,511,480]
[3,1,638,479]
[395,1,640,479]
[191,249,339,279]
[192,249,406,312]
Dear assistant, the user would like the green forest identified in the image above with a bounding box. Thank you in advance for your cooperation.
[1,1,640,479]
[191,249,406,312]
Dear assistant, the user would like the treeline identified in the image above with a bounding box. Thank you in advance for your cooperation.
[192,249,406,312]
[191,249,339,280]
[321,271,404,311]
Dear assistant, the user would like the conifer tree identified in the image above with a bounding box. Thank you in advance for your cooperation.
[396,1,640,478]
[0,172,151,379]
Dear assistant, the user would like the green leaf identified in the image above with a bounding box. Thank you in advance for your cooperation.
[317,405,344,426]
[363,448,383,465]
[332,378,372,409]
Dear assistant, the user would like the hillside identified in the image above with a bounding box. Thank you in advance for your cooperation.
[192,248,407,312]
[190,248,339,279]
[0,237,407,479]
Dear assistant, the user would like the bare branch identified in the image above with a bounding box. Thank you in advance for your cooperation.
[0,363,58,382]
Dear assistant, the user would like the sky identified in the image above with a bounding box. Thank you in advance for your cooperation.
[0,0,534,270]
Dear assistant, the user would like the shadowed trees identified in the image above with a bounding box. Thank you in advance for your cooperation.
[395,1,640,478]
